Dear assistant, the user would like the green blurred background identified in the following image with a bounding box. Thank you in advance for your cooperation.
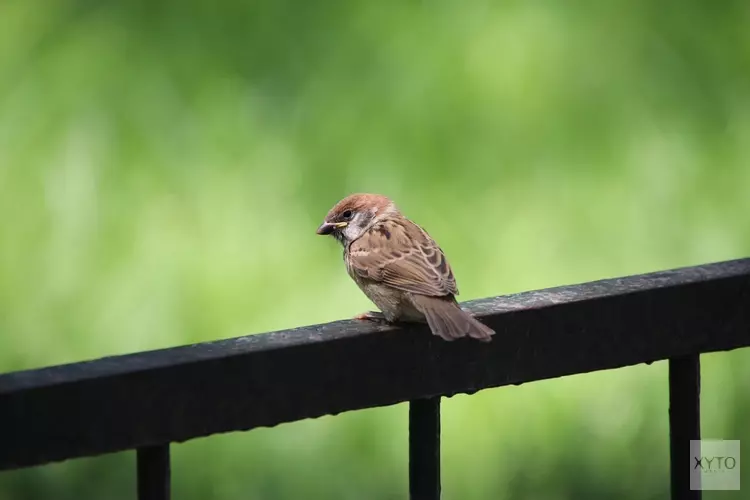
[1,0,749,498]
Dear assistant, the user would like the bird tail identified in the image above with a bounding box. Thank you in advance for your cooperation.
[411,295,494,342]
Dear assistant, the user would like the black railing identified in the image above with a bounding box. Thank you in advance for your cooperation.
[1,258,749,500]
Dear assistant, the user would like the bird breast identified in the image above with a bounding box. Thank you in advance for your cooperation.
[348,270,424,323]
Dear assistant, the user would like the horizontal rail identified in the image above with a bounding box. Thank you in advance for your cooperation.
[1,258,749,471]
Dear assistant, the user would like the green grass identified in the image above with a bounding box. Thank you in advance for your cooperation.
[1,1,749,498]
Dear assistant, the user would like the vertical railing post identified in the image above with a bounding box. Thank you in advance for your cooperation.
[409,397,441,500]
[668,355,701,500]
[137,445,171,500]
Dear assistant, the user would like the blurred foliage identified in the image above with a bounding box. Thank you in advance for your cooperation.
[1,0,749,498]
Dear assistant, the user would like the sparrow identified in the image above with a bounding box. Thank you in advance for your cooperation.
[316,193,494,342]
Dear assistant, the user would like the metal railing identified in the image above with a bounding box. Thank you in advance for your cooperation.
[1,258,749,500]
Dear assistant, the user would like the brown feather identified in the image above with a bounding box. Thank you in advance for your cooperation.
[347,217,458,297]
[410,295,493,342]
[324,193,392,223]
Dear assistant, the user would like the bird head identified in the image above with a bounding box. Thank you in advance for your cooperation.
[316,193,396,245]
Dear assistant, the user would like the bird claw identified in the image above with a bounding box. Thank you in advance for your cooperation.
[354,311,387,322]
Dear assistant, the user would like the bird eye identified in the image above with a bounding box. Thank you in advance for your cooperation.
[342,210,353,220]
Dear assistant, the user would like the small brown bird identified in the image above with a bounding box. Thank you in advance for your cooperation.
[316,193,494,342]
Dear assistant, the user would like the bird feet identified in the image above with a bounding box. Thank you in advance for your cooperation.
[353,311,388,322]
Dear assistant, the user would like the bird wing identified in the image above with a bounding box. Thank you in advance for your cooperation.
[346,218,458,297]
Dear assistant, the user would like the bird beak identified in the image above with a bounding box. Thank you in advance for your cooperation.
[316,221,347,235]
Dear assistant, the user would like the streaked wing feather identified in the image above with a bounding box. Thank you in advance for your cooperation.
[347,218,458,297]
